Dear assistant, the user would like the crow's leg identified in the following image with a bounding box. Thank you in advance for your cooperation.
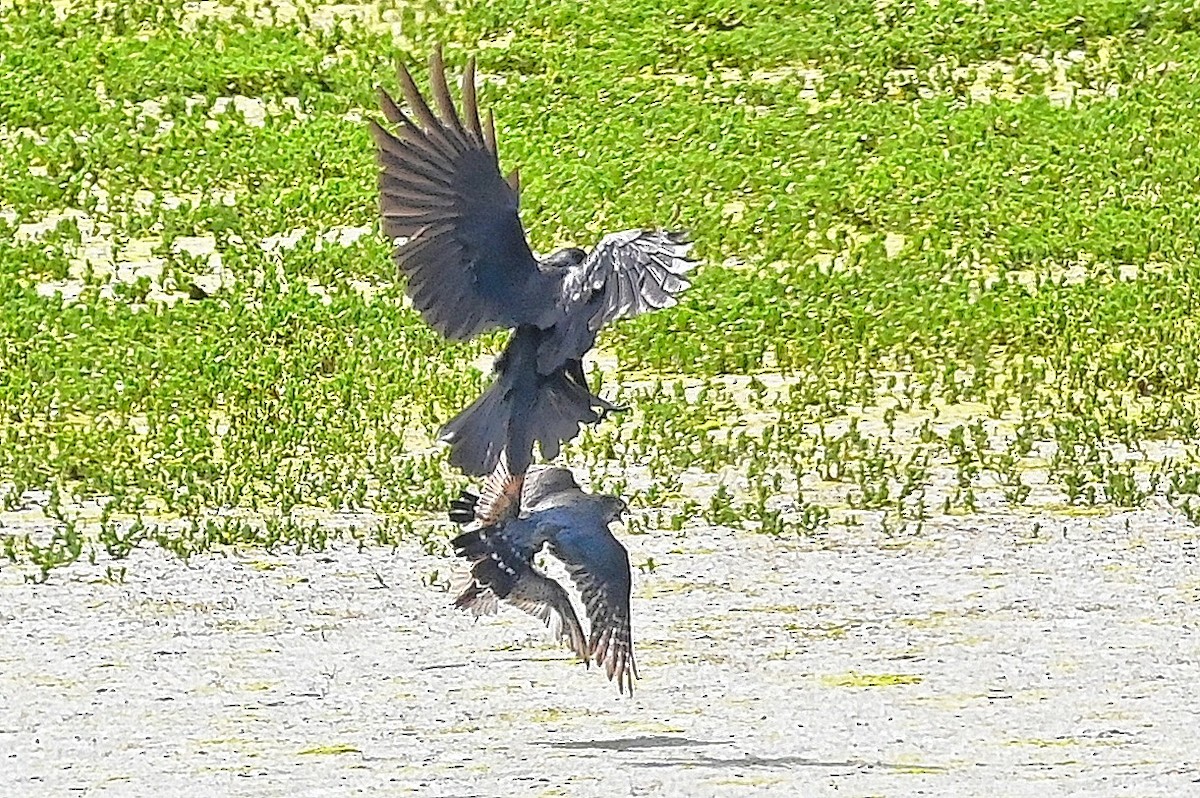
[566,359,628,417]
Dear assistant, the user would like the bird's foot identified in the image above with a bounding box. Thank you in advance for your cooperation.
[592,397,629,420]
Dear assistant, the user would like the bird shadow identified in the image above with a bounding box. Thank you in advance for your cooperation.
[539,735,722,752]
[538,736,945,774]
[630,753,945,772]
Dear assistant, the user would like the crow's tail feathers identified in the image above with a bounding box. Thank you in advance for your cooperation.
[439,367,609,477]
[440,379,508,478]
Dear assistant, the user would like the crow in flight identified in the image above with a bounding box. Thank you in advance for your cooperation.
[449,466,638,694]
[369,47,695,507]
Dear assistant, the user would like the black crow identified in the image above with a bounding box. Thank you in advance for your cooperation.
[369,48,695,505]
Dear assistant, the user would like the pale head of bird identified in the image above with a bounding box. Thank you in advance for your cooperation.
[541,247,586,270]
[597,494,629,523]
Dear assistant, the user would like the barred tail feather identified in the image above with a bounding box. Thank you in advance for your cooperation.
[469,552,523,599]
[451,526,525,599]
[448,490,479,525]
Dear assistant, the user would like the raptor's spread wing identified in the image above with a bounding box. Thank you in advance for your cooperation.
[551,521,638,694]
[538,229,695,372]
[472,456,524,524]
[503,568,589,661]
[370,47,555,339]
[451,523,587,661]
[449,464,577,529]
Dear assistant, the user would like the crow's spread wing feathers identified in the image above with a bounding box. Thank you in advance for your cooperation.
[538,229,695,373]
[370,48,555,340]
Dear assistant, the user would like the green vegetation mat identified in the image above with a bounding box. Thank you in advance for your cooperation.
[4,0,1200,579]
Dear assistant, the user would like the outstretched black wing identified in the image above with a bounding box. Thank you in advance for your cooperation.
[550,522,638,694]
[370,48,556,340]
[537,229,695,372]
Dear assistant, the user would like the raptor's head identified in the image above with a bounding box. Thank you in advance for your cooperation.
[541,247,587,270]
[598,494,629,523]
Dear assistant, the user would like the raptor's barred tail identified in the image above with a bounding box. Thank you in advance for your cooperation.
[448,491,479,525]
[451,526,524,600]
[439,367,606,477]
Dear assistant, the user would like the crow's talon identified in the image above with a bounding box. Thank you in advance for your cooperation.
[596,403,629,420]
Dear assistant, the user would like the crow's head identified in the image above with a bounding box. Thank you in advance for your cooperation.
[541,247,587,270]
